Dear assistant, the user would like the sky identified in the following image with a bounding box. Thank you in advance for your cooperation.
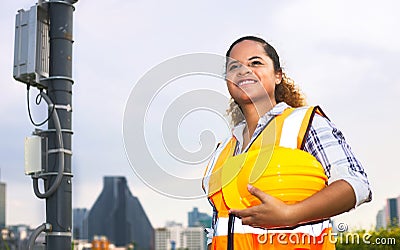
[1,0,400,231]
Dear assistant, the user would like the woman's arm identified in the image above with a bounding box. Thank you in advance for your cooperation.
[230,180,355,228]
[304,113,371,206]
[231,113,371,228]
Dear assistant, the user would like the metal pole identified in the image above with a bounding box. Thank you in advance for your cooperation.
[45,0,76,249]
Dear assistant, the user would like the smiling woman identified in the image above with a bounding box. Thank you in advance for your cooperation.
[202,36,372,250]
[226,37,306,129]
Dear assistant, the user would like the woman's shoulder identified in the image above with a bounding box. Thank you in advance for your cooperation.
[290,105,333,128]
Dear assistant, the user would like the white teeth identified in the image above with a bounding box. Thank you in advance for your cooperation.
[238,79,256,86]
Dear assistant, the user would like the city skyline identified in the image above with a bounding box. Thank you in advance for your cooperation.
[1,0,400,232]
[376,195,400,230]
[3,172,400,231]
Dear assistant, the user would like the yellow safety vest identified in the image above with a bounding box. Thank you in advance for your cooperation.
[203,106,336,250]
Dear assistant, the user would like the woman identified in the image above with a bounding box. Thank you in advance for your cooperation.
[202,36,371,249]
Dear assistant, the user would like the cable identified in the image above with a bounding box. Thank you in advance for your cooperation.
[27,223,52,250]
[227,214,235,250]
[32,91,65,199]
[27,85,55,127]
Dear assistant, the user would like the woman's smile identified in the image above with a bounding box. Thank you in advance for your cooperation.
[236,78,258,87]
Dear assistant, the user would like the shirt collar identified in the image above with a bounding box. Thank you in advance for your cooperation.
[231,102,290,141]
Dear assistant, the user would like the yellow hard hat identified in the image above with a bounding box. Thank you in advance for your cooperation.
[221,146,327,209]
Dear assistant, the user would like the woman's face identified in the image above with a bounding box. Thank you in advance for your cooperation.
[226,40,281,108]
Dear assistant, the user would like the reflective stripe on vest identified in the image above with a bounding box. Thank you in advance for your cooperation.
[211,227,335,250]
[280,106,311,148]
[215,217,331,237]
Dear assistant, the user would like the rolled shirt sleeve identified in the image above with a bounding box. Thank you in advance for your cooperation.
[303,114,372,207]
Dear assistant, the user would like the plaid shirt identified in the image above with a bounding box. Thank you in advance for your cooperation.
[231,102,372,206]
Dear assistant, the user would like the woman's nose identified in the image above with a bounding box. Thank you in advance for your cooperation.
[237,66,252,76]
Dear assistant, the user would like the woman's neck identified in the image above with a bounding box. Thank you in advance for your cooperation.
[241,100,276,139]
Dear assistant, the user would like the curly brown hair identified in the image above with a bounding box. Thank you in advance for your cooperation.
[226,36,307,126]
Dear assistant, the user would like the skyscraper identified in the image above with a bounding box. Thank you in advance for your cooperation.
[188,207,211,249]
[376,195,400,229]
[376,209,387,230]
[188,207,212,228]
[386,197,399,227]
[0,182,5,228]
[87,176,154,249]
[73,208,88,240]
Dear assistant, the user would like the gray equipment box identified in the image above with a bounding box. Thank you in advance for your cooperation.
[13,4,49,87]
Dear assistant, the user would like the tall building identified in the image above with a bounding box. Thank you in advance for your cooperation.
[184,227,205,250]
[155,228,170,250]
[73,208,88,240]
[188,207,212,228]
[376,209,387,230]
[188,207,211,249]
[155,223,205,250]
[376,195,400,229]
[386,197,399,227]
[87,176,154,249]
[0,182,5,228]
[397,196,400,225]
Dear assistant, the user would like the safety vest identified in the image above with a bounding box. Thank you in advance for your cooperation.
[203,106,336,250]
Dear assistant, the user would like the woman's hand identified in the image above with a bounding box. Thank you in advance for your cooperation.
[229,184,298,228]
[230,180,356,228]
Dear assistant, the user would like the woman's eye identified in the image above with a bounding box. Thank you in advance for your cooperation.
[250,60,263,66]
[228,64,239,71]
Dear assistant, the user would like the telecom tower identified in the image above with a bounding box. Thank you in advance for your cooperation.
[13,1,77,249]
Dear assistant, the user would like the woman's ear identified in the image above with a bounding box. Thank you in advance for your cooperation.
[275,70,283,85]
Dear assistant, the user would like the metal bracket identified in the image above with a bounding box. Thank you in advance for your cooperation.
[47,231,72,237]
[47,148,72,155]
[35,128,74,135]
[37,172,73,177]
[44,223,52,231]
[39,75,74,84]
[49,104,72,112]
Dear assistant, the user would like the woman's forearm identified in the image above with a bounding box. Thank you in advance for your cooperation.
[289,179,356,225]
